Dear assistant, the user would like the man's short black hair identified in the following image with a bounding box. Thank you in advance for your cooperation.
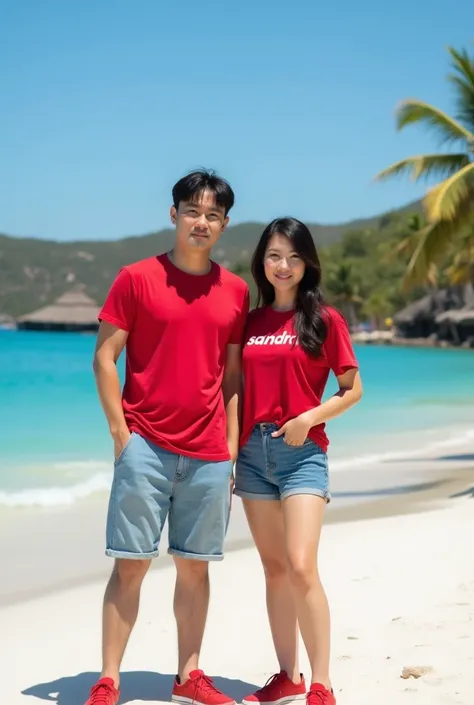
[172,168,235,216]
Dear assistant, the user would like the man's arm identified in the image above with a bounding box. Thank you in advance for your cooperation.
[222,343,243,463]
[93,321,130,459]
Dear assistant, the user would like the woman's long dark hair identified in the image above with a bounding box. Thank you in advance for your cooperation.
[251,217,327,357]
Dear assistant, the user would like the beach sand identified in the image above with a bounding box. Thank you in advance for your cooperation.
[2,445,474,705]
[2,439,474,605]
[2,497,473,705]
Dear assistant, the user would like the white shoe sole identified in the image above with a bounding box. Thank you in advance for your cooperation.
[172,696,236,705]
[242,694,307,705]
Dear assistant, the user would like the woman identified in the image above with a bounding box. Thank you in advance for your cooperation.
[235,217,362,705]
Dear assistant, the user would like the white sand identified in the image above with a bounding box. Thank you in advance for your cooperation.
[4,443,474,605]
[2,498,473,705]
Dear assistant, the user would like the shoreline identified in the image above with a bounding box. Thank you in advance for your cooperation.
[3,326,474,350]
[352,332,474,350]
[3,421,474,510]
[2,440,474,608]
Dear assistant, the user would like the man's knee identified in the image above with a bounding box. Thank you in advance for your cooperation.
[112,558,151,586]
[174,556,209,585]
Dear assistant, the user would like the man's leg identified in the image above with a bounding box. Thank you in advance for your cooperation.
[169,456,234,704]
[173,556,210,681]
[101,558,151,685]
[87,433,174,701]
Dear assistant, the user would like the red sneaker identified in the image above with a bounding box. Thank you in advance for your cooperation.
[84,678,120,705]
[242,671,306,705]
[306,683,335,705]
[172,669,235,705]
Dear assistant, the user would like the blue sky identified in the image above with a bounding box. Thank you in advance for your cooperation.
[1,0,473,241]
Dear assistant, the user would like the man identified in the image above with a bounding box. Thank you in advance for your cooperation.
[85,169,249,705]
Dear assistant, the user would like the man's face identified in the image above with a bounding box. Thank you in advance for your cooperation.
[170,190,229,253]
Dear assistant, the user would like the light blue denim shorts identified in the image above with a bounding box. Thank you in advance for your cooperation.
[106,432,233,561]
[235,423,330,502]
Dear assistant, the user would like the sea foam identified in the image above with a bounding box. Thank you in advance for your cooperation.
[2,427,474,508]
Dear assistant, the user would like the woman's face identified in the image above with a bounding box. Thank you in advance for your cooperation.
[263,233,306,294]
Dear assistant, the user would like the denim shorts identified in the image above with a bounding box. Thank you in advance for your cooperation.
[234,423,330,502]
[105,432,233,561]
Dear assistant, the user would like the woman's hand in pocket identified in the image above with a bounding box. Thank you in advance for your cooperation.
[271,413,312,446]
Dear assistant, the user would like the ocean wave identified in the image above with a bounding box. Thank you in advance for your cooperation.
[50,460,111,471]
[2,427,474,508]
[0,471,111,508]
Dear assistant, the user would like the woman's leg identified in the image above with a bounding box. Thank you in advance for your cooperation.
[242,498,301,683]
[282,494,330,688]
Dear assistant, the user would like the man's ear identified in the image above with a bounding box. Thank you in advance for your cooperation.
[221,216,229,233]
[170,205,177,225]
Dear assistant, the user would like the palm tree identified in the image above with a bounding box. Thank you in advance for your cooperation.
[389,214,440,288]
[375,46,474,288]
[325,262,363,327]
[362,291,393,330]
[445,232,474,285]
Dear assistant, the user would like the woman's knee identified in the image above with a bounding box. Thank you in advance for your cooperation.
[286,552,318,590]
[261,554,287,582]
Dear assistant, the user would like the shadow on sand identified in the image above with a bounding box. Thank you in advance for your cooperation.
[437,453,474,463]
[450,486,474,499]
[386,453,474,463]
[22,671,259,705]
[332,479,443,499]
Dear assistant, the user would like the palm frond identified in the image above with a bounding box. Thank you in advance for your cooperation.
[446,261,474,285]
[448,46,474,86]
[402,207,474,289]
[396,100,474,146]
[374,153,469,183]
[446,248,474,284]
[447,46,474,133]
[382,214,426,265]
[445,231,474,284]
[401,223,447,290]
[423,162,474,222]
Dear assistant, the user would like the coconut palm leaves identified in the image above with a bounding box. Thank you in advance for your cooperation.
[375,46,474,288]
[325,262,363,326]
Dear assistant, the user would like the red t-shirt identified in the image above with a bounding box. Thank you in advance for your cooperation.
[240,305,358,452]
[99,254,249,461]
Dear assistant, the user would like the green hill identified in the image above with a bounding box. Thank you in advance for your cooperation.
[0,199,422,317]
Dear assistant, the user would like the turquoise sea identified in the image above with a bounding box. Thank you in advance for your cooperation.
[1,329,474,508]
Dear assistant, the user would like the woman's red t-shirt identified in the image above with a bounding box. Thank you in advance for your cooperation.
[240,305,359,452]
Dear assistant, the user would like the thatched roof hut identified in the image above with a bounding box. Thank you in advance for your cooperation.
[394,294,433,326]
[16,289,100,332]
[393,289,463,339]
[435,304,474,346]
[436,306,474,325]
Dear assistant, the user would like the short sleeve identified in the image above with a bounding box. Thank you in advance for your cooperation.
[324,308,358,376]
[98,268,136,332]
[229,286,250,344]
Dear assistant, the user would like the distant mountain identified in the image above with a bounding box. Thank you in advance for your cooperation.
[0,199,422,317]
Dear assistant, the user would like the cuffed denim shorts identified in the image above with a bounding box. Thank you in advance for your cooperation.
[234,423,330,502]
[106,432,233,561]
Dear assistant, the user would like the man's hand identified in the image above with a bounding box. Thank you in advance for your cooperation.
[228,440,239,465]
[229,462,235,510]
[113,426,131,461]
[271,413,312,447]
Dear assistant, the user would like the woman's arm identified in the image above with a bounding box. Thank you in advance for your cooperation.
[272,368,362,444]
[301,367,362,427]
